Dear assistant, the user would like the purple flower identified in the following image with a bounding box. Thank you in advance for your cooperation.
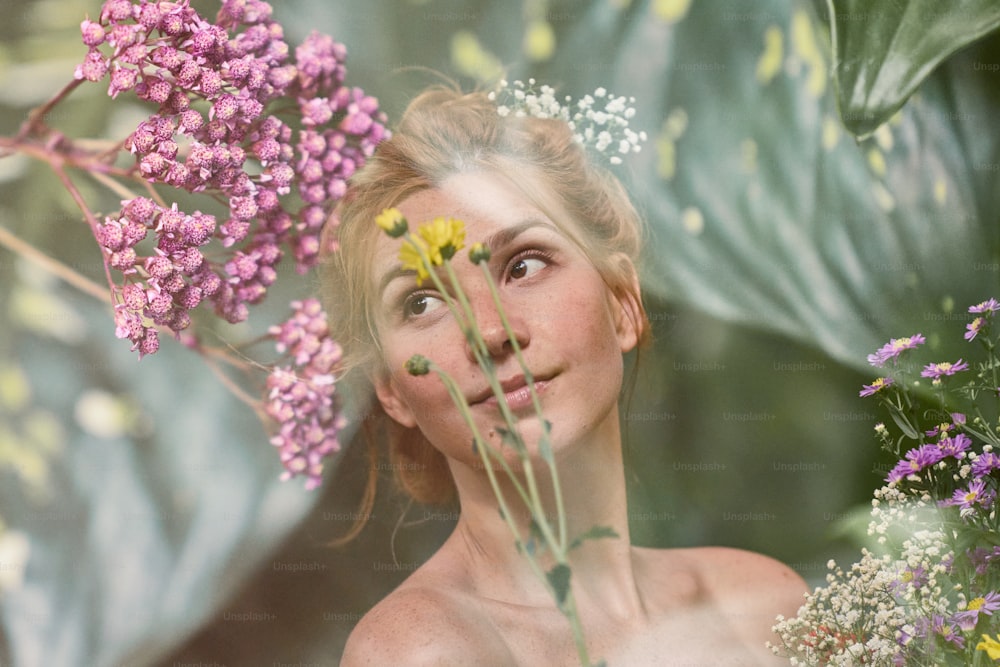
[925,413,966,439]
[887,444,947,483]
[860,376,893,397]
[969,546,1000,575]
[952,592,1000,631]
[80,19,106,47]
[266,299,346,489]
[933,615,965,649]
[972,451,1000,477]
[966,316,986,341]
[920,359,969,379]
[970,298,1000,315]
[867,334,926,367]
[938,433,972,458]
[891,565,928,594]
[942,478,995,513]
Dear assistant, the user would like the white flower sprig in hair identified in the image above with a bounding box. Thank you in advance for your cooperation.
[488,78,647,165]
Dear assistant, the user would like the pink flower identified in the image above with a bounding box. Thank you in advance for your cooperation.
[867,334,926,367]
[920,359,970,379]
[860,376,893,397]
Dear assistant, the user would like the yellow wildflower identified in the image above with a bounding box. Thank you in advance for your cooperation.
[418,216,465,264]
[397,217,466,285]
[977,634,1000,660]
[375,207,407,238]
[398,235,430,285]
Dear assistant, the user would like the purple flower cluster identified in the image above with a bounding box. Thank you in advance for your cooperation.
[266,298,346,489]
[885,433,972,484]
[98,197,218,357]
[78,0,387,353]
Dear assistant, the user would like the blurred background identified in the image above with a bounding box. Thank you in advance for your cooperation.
[0,0,997,665]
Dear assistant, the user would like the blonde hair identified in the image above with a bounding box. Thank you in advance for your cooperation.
[320,85,649,522]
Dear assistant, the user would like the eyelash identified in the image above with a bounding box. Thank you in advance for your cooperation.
[398,247,557,321]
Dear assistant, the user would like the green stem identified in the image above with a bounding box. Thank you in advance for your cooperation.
[399,234,592,666]
[441,260,561,553]
[477,261,567,550]
[403,238,534,508]
[431,362,594,666]
[430,364,546,571]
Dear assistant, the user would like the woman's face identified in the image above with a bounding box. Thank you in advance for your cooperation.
[370,170,640,469]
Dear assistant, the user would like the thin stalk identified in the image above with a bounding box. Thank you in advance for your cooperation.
[88,169,143,202]
[49,161,117,298]
[440,260,560,552]
[203,352,260,408]
[400,234,592,665]
[0,223,109,303]
[478,261,567,550]
[16,78,84,140]
[403,237,534,507]
[431,360,593,667]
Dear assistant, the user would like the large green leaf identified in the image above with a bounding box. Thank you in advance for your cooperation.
[532,0,999,372]
[827,0,1000,136]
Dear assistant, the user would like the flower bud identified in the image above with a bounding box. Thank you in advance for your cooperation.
[469,242,491,264]
[375,207,408,238]
[405,355,431,376]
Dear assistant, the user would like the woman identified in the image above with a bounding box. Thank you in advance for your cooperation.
[323,85,807,665]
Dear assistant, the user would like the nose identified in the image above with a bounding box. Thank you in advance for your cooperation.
[464,285,530,363]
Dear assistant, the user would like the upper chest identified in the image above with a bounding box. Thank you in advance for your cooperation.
[478,598,773,667]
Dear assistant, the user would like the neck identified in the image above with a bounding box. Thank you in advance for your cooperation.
[445,411,645,618]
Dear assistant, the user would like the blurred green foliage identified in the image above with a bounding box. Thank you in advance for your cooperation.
[0,0,997,665]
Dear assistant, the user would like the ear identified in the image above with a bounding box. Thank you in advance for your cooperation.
[608,254,644,354]
[372,368,419,429]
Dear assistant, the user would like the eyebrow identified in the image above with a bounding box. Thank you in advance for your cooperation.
[376,218,554,296]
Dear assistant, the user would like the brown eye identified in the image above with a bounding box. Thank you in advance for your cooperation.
[403,293,443,319]
[509,257,545,280]
[407,295,428,316]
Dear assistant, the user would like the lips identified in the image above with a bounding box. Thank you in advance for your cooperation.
[469,374,552,411]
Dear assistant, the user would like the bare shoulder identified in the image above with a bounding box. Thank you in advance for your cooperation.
[691,546,808,609]
[636,545,808,627]
[340,579,512,666]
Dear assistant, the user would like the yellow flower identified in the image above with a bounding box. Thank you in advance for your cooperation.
[977,634,1000,660]
[398,235,430,285]
[417,216,465,264]
[375,207,407,238]
[468,242,490,264]
[397,216,466,285]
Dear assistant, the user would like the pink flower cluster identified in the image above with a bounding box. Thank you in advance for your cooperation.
[99,196,219,356]
[266,298,346,489]
[78,0,387,355]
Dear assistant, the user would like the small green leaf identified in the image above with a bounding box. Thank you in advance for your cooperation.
[546,563,572,606]
[890,411,921,440]
[524,536,536,557]
[494,426,525,452]
[569,525,620,552]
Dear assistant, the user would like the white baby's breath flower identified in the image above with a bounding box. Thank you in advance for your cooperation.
[489,79,646,165]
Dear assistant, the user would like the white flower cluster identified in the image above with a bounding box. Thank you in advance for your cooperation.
[770,548,905,665]
[488,78,648,165]
[771,483,985,665]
